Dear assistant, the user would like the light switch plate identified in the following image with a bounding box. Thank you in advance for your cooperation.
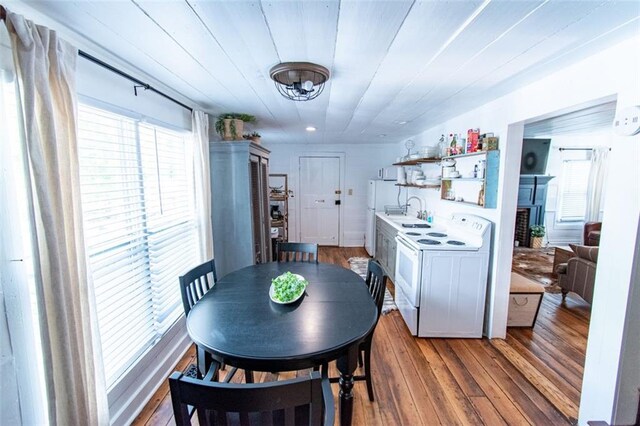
[613,105,640,136]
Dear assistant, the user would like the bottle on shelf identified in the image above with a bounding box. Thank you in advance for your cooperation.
[438,134,446,158]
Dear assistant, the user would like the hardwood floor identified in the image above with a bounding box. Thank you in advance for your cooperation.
[133,247,590,426]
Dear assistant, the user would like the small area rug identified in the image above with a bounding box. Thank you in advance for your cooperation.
[511,247,561,293]
[347,257,398,314]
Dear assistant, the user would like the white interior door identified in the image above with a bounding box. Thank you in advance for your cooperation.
[299,156,340,245]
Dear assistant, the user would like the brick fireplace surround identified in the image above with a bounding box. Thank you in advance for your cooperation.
[515,208,531,247]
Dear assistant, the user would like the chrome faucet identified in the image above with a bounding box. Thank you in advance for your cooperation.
[406,196,423,218]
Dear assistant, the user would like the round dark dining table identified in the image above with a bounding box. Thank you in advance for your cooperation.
[187,261,378,426]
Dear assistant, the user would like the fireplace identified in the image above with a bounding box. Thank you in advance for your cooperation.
[515,208,531,247]
[516,175,554,247]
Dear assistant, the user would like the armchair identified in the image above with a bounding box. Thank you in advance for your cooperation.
[583,222,602,246]
[555,244,598,304]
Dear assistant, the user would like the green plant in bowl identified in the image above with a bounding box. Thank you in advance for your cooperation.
[271,272,307,303]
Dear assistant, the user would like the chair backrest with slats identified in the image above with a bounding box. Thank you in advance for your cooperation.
[365,260,387,317]
[179,259,218,316]
[169,371,332,426]
[276,242,319,263]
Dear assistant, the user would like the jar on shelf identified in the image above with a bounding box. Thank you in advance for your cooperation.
[437,134,446,158]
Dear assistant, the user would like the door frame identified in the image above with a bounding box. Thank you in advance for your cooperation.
[295,152,346,246]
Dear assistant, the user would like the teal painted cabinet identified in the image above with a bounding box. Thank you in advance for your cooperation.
[210,141,271,278]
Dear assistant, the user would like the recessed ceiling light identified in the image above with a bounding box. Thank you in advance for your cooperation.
[398,121,408,125]
[306,126,317,132]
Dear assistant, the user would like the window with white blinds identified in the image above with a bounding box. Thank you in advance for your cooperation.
[557,158,591,222]
[78,103,198,388]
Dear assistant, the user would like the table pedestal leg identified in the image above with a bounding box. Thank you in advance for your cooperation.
[336,346,358,426]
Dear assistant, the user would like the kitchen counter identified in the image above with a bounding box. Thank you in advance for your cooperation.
[374,213,431,281]
[375,212,429,233]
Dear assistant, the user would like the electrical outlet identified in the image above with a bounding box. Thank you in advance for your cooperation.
[348,189,353,195]
[613,105,640,136]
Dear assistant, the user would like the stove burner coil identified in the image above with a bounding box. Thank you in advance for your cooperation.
[417,239,441,245]
[447,240,466,246]
[426,232,447,238]
[406,232,421,236]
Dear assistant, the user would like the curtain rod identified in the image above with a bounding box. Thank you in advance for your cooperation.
[0,5,193,113]
[78,51,193,113]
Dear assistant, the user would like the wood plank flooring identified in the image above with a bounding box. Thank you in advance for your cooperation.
[133,247,590,426]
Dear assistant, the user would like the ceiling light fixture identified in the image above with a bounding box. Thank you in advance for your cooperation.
[306,126,317,132]
[270,62,330,102]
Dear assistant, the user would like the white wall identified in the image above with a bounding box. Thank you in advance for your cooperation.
[264,142,399,247]
[401,35,640,425]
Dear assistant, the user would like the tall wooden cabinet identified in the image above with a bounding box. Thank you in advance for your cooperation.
[210,141,271,278]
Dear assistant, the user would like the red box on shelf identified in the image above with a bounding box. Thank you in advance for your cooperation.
[467,129,480,153]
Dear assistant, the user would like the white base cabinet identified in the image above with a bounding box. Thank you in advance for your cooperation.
[375,216,398,281]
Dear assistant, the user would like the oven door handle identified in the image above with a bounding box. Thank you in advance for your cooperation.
[396,235,419,256]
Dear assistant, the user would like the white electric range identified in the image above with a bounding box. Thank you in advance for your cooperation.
[394,214,492,338]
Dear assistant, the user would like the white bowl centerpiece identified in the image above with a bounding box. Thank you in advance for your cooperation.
[269,272,308,304]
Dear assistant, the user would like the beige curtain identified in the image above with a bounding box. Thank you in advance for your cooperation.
[192,110,214,261]
[5,11,108,426]
[584,146,609,223]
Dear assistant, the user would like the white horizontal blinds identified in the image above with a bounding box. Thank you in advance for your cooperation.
[139,124,198,333]
[558,159,591,222]
[78,104,154,387]
[78,104,198,388]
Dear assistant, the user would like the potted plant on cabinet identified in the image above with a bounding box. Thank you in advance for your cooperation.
[214,113,256,141]
[243,132,261,143]
[530,225,545,248]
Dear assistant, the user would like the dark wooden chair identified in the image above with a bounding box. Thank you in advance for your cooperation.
[328,259,387,401]
[179,259,252,383]
[179,259,218,317]
[169,369,334,426]
[276,242,319,263]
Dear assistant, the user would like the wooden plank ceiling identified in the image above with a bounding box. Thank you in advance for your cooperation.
[18,0,640,144]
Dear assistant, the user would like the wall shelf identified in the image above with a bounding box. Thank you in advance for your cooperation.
[268,174,289,244]
[395,183,440,189]
[441,177,484,182]
[393,157,441,166]
[440,150,500,208]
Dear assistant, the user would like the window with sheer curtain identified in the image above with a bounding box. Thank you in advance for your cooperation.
[77,103,199,388]
[557,157,591,222]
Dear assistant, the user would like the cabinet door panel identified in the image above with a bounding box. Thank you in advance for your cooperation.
[388,239,397,280]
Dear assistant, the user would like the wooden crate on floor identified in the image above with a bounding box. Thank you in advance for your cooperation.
[508,272,545,327]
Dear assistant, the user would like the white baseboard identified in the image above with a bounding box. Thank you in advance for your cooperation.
[109,319,191,426]
[342,231,364,247]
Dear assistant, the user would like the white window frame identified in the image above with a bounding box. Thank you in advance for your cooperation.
[76,98,198,419]
[556,150,592,223]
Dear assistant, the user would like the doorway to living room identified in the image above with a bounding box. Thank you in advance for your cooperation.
[504,98,618,423]
[512,100,615,296]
